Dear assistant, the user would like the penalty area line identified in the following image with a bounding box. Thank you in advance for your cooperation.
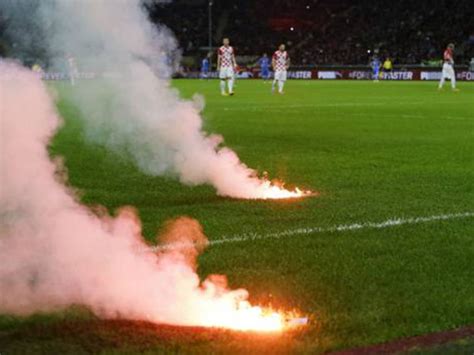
[149,212,474,252]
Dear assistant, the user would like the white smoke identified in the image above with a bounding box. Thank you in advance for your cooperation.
[28,0,303,199]
[0,61,275,327]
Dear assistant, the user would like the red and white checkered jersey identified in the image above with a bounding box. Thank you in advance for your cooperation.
[273,50,289,71]
[218,46,235,68]
[443,48,453,63]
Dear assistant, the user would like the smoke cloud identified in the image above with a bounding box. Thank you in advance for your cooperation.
[0,61,268,326]
[0,0,303,199]
[0,0,301,330]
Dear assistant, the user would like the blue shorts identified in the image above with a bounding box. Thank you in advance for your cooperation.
[261,69,270,78]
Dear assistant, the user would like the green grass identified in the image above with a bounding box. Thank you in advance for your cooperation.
[1,80,473,354]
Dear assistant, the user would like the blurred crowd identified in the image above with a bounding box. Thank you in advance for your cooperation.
[149,0,474,66]
[1,0,472,68]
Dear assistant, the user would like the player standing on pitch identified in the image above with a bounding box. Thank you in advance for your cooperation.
[272,44,290,94]
[258,53,270,82]
[438,43,459,91]
[200,53,210,79]
[66,54,79,86]
[370,55,381,82]
[217,38,237,96]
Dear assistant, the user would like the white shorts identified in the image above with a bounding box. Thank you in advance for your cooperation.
[442,63,455,79]
[274,70,287,81]
[219,67,234,79]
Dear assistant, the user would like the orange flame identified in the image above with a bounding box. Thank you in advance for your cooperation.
[255,180,313,200]
[153,219,307,333]
[200,301,285,332]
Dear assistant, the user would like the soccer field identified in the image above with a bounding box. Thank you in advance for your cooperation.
[1,79,473,353]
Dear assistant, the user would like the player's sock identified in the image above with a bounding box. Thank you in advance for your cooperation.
[278,81,284,93]
[438,77,445,89]
[272,80,277,92]
[228,78,234,93]
[220,80,226,94]
[451,77,456,90]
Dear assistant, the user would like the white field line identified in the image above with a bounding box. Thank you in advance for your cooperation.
[353,113,473,121]
[150,211,474,252]
[444,115,474,121]
[221,101,469,111]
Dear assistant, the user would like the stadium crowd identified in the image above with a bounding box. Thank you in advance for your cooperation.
[149,0,474,67]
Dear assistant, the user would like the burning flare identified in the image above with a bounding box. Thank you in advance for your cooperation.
[245,175,313,200]
[201,301,285,332]
[255,181,312,200]
[153,219,294,332]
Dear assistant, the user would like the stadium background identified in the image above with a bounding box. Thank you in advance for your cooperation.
[150,0,474,79]
[1,0,473,80]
